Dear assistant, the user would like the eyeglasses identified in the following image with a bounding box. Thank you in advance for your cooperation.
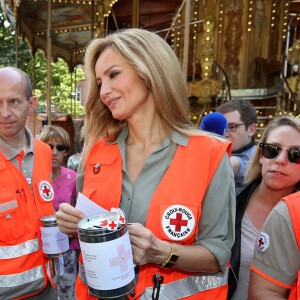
[259,143,300,164]
[227,123,245,132]
[48,144,69,152]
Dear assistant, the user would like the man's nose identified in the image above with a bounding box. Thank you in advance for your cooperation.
[0,103,12,117]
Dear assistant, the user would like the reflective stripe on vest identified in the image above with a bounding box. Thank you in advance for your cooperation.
[0,265,43,287]
[140,268,229,300]
[0,238,39,259]
[79,261,228,299]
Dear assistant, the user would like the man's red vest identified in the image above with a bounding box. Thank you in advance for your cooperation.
[77,135,231,299]
[0,139,54,299]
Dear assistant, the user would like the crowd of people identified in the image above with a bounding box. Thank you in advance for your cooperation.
[0,28,300,300]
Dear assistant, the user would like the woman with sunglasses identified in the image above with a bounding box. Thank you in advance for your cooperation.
[250,192,300,299]
[40,125,79,300]
[228,115,300,300]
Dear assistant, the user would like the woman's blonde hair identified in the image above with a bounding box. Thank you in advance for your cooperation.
[245,115,300,183]
[39,125,71,150]
[82,28,195,164]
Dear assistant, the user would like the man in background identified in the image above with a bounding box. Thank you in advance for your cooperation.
[217,99,257,195]
[0,67,57,299]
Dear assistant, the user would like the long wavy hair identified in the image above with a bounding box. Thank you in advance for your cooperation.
[245,115,300,184]
[81,28,199,165]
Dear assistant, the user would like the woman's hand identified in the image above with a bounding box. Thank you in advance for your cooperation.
[56,203,85,236]
[127,223,170,266]
[127,223,220,273]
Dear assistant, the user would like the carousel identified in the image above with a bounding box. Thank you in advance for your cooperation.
[1,0,300,139]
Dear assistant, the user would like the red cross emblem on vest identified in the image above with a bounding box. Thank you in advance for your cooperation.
[39,181,54,201]
[162,205,195,241]
[170,213,188,232]
[42,185,51,197]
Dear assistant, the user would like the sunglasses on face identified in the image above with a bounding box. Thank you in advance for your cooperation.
[259,143,300,164]
[48,144,68,152]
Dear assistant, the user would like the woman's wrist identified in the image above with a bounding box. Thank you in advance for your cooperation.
[148,239,174,265]
[160,243,179,268]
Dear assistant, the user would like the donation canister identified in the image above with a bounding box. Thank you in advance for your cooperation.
[40,215,69,257]
[78,212,135,299]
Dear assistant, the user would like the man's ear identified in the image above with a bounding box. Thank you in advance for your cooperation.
[248,123,257,137]
[28,96,37,114]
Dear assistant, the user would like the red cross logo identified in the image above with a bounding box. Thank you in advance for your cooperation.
[109,244,132,272]
[257,232,270,252]
[109,220,117,230]
[39,181,54,201]
[170,213,188,232]
[119,215,125,223]
[42,185,51,196]
[258,238,264,247]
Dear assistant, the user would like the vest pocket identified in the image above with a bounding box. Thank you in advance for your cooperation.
[0,189,27,242]
[81,186,97,199]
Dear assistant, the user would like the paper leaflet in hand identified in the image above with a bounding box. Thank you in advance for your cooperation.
[75,193,127,226]
[75,192,109,217]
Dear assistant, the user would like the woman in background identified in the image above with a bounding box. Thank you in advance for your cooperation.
[250,191,300,299]
[40,125,79,300]
[67,122,84,172]
[228,115,300,300]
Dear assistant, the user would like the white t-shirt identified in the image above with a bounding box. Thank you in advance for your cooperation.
[232,212,258,300]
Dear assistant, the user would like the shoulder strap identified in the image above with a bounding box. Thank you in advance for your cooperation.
[235,180,260,226]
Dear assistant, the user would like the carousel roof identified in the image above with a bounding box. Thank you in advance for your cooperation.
[1,0,182,70]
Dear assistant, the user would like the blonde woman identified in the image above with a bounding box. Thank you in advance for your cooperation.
[228,115,300,300]
[56,28,235,300]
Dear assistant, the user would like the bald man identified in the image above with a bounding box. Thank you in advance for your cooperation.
[0,67,57,299]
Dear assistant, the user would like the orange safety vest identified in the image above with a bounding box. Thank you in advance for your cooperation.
[283,192,300,300]
[0,139,55,300]
[77,135,231,300]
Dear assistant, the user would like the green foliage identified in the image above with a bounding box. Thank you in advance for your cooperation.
[0,8,32,69]
[0,6,85,116]
[32,51,85,116]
